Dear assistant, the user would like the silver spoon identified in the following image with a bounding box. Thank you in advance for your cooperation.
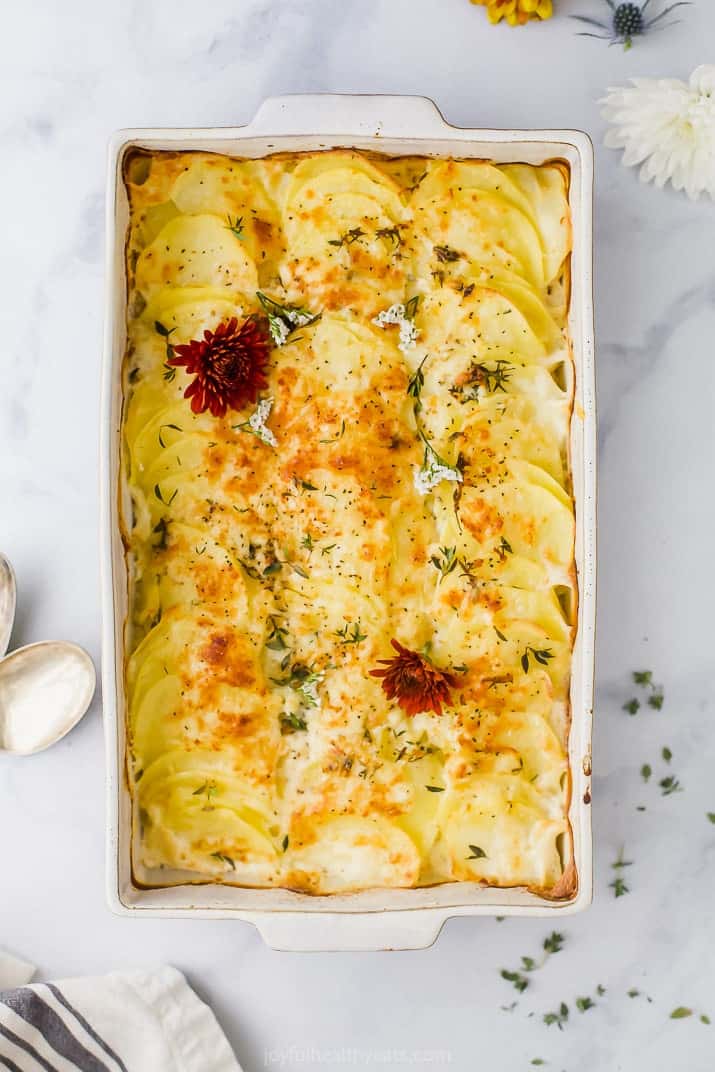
[0,554,17,658]
[0,640,96,756]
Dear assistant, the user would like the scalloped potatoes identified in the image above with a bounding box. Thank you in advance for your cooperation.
[122,149,576,897]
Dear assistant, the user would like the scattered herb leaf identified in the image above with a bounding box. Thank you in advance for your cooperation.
[328,226,365,248]
[335,621,367,645]
[543,1003,569,1030]
[280,712,308,734]
[434,244,462,263]
[501,970,529,993]
[430,545,458,581]
[154,483,177,506]
[543,932,564,955]
[521,646,554,673]
[210,852,235,870]
[226,215,244,240]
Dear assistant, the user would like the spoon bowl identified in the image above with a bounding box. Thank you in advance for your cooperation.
[0,554,17,658]
[0,641,96,755]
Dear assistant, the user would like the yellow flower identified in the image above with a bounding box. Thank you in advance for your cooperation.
[470,0,553,25]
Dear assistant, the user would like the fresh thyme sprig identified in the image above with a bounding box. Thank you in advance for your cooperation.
[521,646,554,673]
[328,226,365,248]
[430,545,458,581]
[495,536,513,562]
[265,616,290,653]
[335,621,367,645]
[451,360,513,403]
[407,355,429,412]
[272,662,324,709]
[376,225,403,246]
[434,244,463,263]
[280,711,308,735]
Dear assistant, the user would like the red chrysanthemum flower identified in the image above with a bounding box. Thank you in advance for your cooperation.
[369,640,456,716]
[168,315,271,417]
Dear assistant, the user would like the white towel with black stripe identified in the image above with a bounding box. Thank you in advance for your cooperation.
[0,955,241,1072]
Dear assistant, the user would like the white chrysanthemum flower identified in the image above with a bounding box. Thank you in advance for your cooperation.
[247,397,277,447]
[601,65,715,201]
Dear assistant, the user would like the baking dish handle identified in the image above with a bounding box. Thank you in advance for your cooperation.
[252,910,448,952]
[243,94,453,140]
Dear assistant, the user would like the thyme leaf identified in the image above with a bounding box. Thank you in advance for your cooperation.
[226,215,244,239]
[328,226,365,248]
[521,647,554,673]
[210,852,235,870]
[543,1003,569,1030]
[434,244,462,263]
[154,483,177,506]
[430,545,458,581]
[334,621,367,645]
[280,712,308,734]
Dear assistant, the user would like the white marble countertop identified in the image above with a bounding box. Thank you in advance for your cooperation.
[1,1,714,1068]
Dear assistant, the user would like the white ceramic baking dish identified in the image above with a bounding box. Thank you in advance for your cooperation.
[101,94,596,951]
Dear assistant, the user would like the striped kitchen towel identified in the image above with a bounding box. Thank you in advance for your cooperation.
[0,957,241,1072]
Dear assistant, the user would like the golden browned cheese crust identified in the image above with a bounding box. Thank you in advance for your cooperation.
[122,149,576,896]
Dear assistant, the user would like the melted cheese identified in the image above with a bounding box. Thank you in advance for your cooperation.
[122,149,576,898]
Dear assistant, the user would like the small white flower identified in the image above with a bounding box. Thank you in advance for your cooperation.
[372,303,420,353]
[413,444,463,496]
[247,397,277,447]
[601,65,715,201]
[288,309,316,329]
[267,316,290,347]
[258,292,319,345]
